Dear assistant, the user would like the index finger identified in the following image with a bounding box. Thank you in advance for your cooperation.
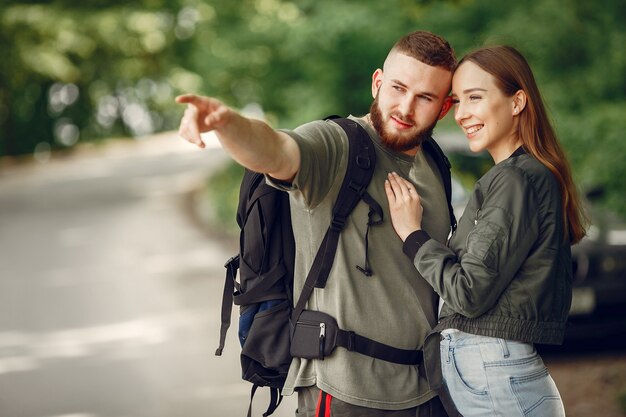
[389,172,411,198]
[175,94,203,105]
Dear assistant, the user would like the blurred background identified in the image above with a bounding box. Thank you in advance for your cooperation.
[1,0,625,416]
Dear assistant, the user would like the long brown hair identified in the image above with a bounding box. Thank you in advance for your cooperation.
[458,45,587,243]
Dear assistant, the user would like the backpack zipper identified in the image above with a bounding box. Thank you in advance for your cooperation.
[319,323,326,359]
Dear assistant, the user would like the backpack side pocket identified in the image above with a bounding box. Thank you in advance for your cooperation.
[240,299,292,388]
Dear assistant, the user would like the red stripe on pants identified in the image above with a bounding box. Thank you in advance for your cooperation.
[315,390,332,417]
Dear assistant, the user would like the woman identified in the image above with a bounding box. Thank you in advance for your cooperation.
[384,45,587,417]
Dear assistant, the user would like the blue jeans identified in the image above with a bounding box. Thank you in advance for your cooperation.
[440,330,565,417]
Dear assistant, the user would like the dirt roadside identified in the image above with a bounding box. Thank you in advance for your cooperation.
[545,351,626,417]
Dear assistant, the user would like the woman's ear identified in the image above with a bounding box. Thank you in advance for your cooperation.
[512,90,527,115]
[372,69,383,98]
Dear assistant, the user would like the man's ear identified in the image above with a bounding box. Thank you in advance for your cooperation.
[371,69,383,98]
[438,96,454,120]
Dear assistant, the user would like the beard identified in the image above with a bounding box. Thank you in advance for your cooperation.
[369,94,437,153]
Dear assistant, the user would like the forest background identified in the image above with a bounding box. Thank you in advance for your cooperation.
[2,0,625,217]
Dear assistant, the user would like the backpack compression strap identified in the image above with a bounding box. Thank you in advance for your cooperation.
[247,385,282,417]
[216,254,240,356]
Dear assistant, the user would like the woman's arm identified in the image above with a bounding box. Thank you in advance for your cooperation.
[386,169,539,318]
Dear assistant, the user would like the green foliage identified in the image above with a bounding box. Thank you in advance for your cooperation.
[558,102,626,215]
[412,0,626,217]
[205,160,244,235]
[0,0,186,155]
[448,151,492,191]
[1,0,625,217]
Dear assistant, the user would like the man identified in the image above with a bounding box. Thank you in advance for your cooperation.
[177,30,455,417]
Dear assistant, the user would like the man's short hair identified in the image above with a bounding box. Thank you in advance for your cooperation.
[391,30,456,71]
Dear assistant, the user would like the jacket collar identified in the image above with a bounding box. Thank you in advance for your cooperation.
[510,146,526,159]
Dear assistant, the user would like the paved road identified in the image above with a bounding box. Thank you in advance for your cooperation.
[0,133,296,417]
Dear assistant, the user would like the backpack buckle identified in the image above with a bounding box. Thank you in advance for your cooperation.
[346,331,356,351]
[331,216,346,231]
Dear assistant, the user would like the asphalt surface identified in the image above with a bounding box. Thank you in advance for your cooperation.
[0,133,296,417]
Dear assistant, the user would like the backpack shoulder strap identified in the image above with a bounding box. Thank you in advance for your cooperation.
[292,117,377,321]
[326,117,383,278]
[327,117,378,222]
[422,138,457,233]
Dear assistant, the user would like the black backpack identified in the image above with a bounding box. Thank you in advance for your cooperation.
[215,117,456,417]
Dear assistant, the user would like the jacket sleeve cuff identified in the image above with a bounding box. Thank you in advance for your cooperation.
[402,230,432,259]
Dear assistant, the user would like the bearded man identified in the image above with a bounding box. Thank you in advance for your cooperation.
[177,30,456,417]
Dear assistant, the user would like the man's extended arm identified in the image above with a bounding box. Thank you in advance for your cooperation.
[175,94,300,181]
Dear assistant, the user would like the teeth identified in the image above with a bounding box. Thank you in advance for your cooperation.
[466,125,482,134]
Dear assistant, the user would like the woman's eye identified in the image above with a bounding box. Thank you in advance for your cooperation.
[469,95,481,101]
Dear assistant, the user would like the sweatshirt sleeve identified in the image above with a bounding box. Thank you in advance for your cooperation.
[409,167,540,318]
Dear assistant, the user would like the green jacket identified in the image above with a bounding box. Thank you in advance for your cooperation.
[403,148,572,345]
